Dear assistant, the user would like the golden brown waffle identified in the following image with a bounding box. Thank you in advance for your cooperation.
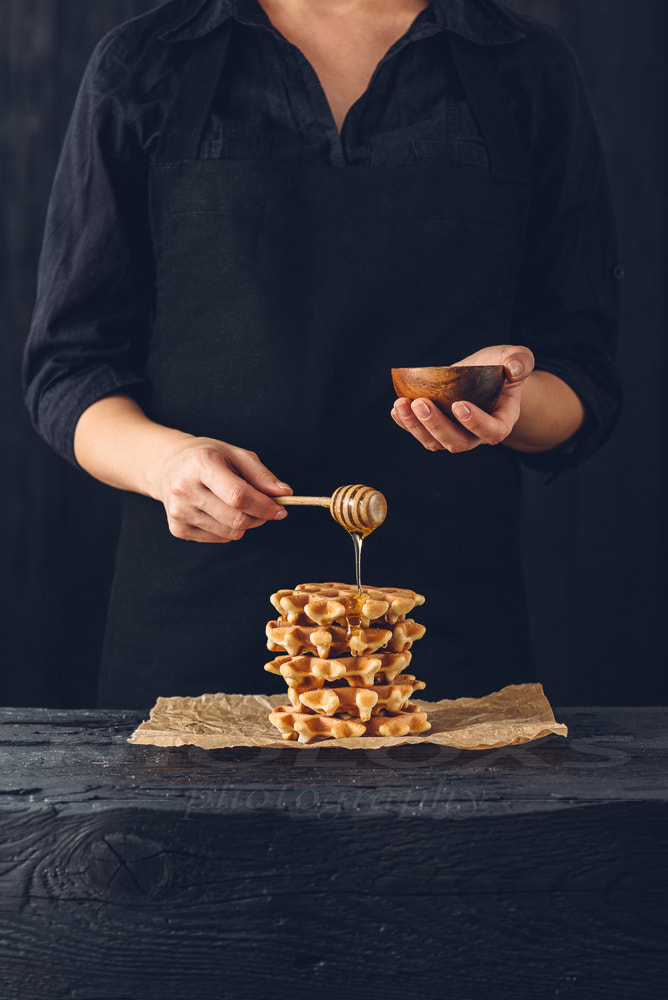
[290,676,426,721]
[268,703,431,743]
[264,652,413,688]
[270,589,385,627]
[362,705,430,738]
[266,618,424,657]
[384,619,426,651]
[269,707,366,742]
[265,581,429,743]
[265,620,393,658]
[270,583,425,626]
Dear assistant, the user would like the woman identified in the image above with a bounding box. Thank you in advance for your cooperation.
[24,0,621,707]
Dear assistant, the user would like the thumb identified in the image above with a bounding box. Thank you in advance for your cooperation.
[230,447,292,497]
[503,348,535,384]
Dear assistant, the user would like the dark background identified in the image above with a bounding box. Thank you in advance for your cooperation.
[1,0,666,708]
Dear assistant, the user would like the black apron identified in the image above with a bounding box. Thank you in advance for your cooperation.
[98,24,532,708]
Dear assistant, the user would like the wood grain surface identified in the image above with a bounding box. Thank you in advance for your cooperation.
[1,707,667,999]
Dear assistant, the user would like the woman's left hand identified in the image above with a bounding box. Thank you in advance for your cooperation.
[391,345,535,453]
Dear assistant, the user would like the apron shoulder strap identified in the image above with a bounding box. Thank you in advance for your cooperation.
[449,34,529,181]
[156,23,233,164]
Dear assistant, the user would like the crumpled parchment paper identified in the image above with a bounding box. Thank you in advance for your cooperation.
[128,682,567,751]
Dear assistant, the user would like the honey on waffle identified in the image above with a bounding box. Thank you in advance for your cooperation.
[271,583,425,627]
[266,617,425,658]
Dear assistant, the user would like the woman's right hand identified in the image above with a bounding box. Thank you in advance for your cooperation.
[152,438,293,543]
[74,394,292,541]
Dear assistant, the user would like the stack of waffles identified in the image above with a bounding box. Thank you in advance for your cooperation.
[265,583,430,743]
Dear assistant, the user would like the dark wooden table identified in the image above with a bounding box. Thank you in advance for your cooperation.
[1,706,666,999]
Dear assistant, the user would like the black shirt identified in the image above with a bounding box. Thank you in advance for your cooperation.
[23,0,622,470]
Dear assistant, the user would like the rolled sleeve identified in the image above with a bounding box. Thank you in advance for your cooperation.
[23,34,154,467]
[525,342,622,475]
[503,26,623,475]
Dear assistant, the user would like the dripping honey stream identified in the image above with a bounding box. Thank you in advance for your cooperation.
[275,484,387,656]
[345,529,368,651]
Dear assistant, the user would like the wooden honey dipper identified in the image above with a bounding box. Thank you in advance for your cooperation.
[275,484,387,534]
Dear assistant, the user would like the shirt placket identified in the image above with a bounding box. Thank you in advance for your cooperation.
[236,6,443,166]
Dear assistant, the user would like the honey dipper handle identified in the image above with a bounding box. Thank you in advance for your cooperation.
[275,495,331,508]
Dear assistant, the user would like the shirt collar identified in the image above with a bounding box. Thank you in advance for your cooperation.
[159,0,525,46]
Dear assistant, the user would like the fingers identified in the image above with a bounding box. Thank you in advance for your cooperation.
[160,440,293,544]
[165,480,271,543]
[392,398,479,453]
[392,390,523,452]
[166,519,239,544]
[198,447,290,523]
[451,400,516,445]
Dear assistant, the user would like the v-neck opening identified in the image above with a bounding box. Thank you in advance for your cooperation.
[238,2,441,145]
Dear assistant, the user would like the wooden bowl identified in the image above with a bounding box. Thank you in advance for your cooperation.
[392,365,506,416]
